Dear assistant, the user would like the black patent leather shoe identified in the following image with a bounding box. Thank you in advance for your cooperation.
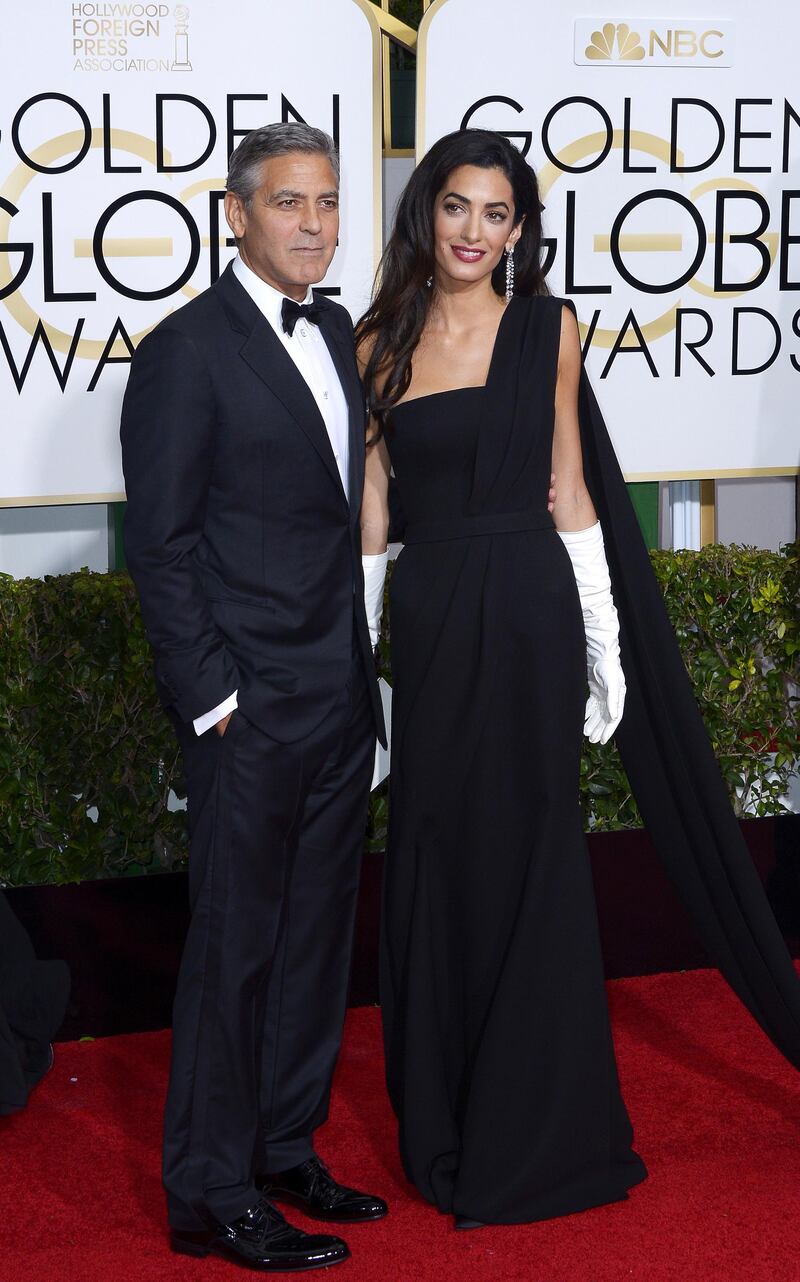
[170,1197,349,1271]
[257,1156,388,1223]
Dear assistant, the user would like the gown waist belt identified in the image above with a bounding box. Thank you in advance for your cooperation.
[403,509,554,545]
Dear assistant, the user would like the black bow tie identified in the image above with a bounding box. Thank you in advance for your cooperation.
[281,297,323,336]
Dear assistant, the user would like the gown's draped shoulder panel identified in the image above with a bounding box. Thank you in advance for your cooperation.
[561,294,800,1067]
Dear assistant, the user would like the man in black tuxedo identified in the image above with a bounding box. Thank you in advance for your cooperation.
[120,123,389,1273]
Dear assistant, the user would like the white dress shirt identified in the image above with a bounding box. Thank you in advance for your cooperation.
[193,254,351,736]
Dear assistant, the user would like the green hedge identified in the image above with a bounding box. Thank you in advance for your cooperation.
[574,545,799,831]
[1,544,797,887]
[0,572,184,886]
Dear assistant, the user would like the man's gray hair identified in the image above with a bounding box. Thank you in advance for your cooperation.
[226,123,340,210]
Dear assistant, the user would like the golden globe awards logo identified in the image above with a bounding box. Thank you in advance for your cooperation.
[420,0,797,477]
[0,0,378,504]
[0,88,343,391]
[459,90,800,381]
[575,18,735,67]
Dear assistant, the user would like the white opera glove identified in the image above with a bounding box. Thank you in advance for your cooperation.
[557,522,626,745]
[363,551,389,649]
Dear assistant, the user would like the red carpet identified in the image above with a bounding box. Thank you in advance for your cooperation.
[1,968,799,1282]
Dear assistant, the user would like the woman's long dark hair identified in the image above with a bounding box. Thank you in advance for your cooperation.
[355,128,548,433]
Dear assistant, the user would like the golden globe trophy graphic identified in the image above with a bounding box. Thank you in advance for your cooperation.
[172,5,192,72]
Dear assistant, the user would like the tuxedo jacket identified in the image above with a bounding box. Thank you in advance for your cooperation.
[120,261,385,747]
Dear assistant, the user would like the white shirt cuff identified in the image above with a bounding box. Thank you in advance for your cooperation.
[193,690,238,736]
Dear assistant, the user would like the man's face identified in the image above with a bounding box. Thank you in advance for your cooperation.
[224,151,339,301]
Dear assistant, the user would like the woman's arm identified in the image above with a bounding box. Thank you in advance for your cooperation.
[361,430,391,554]
[357,332,391,554]
[551,305,597,533]
[550,303,625,744]
[360,436,390,648]
[357,338,391,647]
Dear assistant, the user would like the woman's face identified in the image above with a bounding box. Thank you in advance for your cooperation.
[431,164,521,290]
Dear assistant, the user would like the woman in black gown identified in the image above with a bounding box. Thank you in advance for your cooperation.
[356,130,800,1228]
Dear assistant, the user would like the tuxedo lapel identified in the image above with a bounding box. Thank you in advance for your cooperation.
[315,301,366,523]
[214,265,348,505]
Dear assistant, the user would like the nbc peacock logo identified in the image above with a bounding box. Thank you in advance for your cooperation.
[584,22,645,61]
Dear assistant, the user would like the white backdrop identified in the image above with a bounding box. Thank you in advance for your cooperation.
[0,0,380,504]
[418,0,800,479]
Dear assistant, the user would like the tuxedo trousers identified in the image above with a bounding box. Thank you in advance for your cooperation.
[162,648,375,1230]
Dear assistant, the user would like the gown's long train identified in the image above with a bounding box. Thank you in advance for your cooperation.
[379,294,800,1226]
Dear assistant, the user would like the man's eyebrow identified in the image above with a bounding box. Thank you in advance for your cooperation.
[268,188,339,200]
[442,191,510,210]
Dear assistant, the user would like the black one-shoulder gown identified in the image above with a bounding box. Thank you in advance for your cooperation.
[380,294,800,1225]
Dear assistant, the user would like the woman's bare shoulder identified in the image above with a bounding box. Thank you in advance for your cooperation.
[556,301,581,374]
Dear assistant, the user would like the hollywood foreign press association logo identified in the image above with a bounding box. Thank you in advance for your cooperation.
[71,1,194,74]
[585,22,645,61]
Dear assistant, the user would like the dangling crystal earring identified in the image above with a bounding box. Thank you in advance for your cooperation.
[505,245,515,302]
[426,275,433,288]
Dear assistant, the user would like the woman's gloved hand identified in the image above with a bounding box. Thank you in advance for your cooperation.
[557,521,626,745]
[363,550,389,649]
